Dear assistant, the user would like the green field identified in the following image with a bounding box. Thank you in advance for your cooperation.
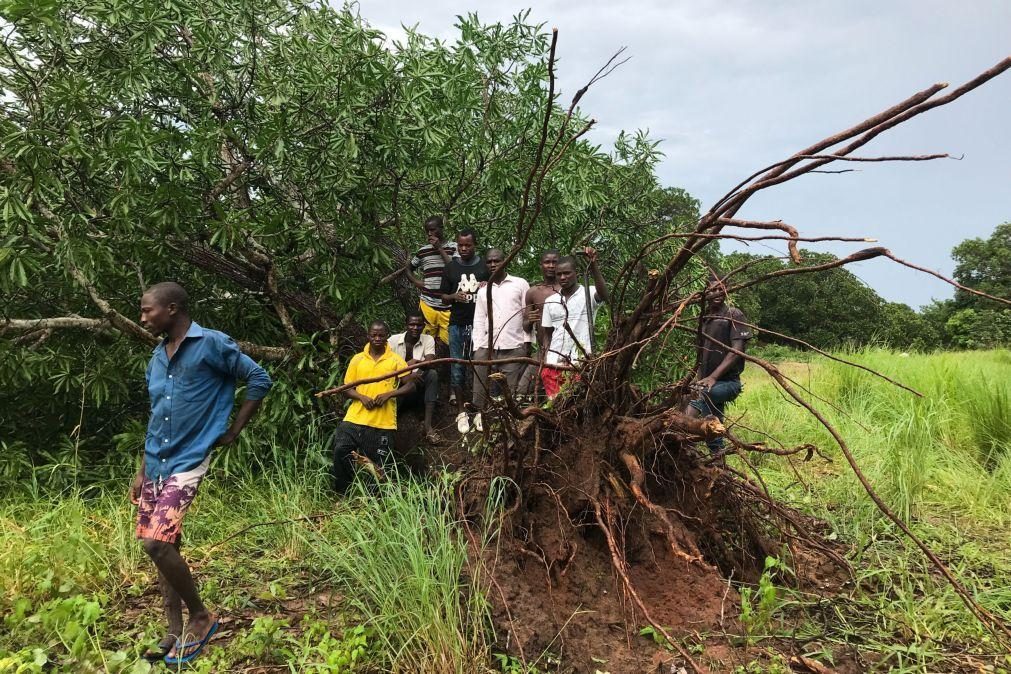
[735,347,1011,671]
[2,350,1010,673]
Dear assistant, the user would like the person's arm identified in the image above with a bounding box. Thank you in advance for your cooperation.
[374,358,416,405]
[519,282,534,354]
[697,344,744,388]
[133,362,153,501]
[473,288,489,350]
[540,328,553,361]
[405,252,427,291]
[341,355,376,409]
[523,292,539,333]
[440,265,463,303]
[344,387,375,409]
[216,399,263,446]
[405,266,426,291]
[540,301,555,362]
[584,247,610,304]
[130,467,144,503]
[374,378,415,405]
[435,238,452,263]
[214,335,273,445]
[421,335,436,363]
[697,310,751,388]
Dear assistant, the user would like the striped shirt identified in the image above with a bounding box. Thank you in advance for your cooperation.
[410,241,458,310]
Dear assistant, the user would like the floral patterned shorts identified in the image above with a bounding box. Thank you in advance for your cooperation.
[133,457,209,543]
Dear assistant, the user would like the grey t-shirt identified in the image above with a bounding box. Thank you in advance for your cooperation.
[699,306,752,379]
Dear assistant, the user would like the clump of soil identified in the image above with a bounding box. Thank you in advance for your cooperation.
[400,401,851,673]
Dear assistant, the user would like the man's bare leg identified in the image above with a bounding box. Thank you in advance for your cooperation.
[143,539,214,652]
[156,541,184,651]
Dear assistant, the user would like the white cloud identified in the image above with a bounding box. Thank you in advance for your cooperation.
[353,0,1011,307]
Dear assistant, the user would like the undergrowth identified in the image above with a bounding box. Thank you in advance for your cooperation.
[0,447,493,673]
[734,348,1011,672]
[3,349,1010,672]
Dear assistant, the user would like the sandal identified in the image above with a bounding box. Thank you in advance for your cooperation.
[425,431,444,445]
[164,619,219,665]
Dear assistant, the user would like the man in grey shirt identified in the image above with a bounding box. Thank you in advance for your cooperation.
[685,275,752,451]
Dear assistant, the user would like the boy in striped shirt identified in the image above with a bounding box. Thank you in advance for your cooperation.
[406,215,457,347]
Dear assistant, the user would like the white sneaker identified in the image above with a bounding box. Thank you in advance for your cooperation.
[473,412,483,432]
[456,412,471,434]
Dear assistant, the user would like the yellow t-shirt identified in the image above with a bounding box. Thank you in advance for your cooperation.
[342,344,409,430]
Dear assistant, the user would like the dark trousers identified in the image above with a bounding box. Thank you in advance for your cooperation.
[331,421,395,493]
[471,346,528,408]
[403,368,439,407]
[688,378,743,451]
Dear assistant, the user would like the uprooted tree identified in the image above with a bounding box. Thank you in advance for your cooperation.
[3,2,1011,670]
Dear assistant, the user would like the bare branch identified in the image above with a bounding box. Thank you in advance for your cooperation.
[2,317,113,332]
[315,356,573,398]
[882,250,1011,307]
[0,316,289,362]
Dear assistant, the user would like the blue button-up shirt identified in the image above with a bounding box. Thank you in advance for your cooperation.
[145,321,273,481]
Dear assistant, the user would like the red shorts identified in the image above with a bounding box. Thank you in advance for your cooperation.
[133,458,209,543]
[540,367,578,399]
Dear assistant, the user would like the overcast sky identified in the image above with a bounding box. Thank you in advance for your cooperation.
[358,1,1010,309]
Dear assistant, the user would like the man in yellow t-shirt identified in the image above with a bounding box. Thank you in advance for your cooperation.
[333,320,414,492]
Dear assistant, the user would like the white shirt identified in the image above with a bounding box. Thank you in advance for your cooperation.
[388,332,436,362]
[472,275,531,351]
[541,285,602,365]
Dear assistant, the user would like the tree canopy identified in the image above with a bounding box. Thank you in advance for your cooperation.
[0,1,700,484]
[724,250,941,351]
[952,222,1011,310]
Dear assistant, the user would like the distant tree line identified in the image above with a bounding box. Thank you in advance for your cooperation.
[725,222,1011,352]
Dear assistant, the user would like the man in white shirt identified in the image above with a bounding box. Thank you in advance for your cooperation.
[540,248,609,399]
[388,313,441,443]
[468,249,531,430]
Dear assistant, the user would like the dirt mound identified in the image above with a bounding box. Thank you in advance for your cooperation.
[395,401,850,673]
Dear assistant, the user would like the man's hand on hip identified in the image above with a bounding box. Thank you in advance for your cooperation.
[215,429,239,446]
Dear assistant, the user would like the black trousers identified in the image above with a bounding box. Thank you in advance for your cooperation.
[331,421,395,493]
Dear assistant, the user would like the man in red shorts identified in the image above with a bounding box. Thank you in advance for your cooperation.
[133,282,272,664]
[540,249,609,398]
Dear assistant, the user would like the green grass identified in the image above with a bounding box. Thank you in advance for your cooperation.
[734,348,1011,671]
[3,349,1011,672]
[302,474,492,673]
[0,453,494,673]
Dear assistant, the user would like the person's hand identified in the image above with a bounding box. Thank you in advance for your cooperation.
[525,305,541,322]
[427,232,441,247]
[130,469,144,505]
[696,375,717,391]
[583,246,598,263]
[373,392,391,406]
[358,395,376,409]
[215,429,239,446]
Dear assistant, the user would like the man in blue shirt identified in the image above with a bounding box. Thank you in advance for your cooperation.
[132,282,272,664]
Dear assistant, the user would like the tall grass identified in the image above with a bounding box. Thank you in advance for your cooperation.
[1,431,494,672]
[740,348,1011,530]
[302,474,492,673]
[735,348,1011,666]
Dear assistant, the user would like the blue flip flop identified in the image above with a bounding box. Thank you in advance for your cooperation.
[164,619,219,665]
